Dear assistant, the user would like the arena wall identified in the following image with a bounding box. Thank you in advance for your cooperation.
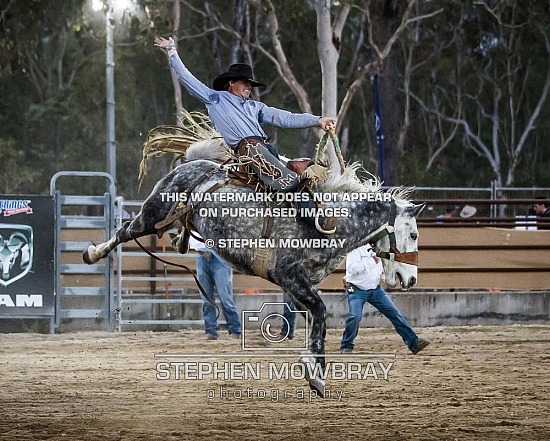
[42,227,550,332]
[101,227,550,292]
[116,290,550,332]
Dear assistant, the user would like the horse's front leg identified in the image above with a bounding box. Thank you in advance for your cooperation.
[285,286,327,397]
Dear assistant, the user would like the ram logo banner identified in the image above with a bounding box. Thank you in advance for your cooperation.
[0,195,54,318]
[0,224,33,287]
[0,199,33,217]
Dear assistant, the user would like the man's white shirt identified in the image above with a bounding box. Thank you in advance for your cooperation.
[345,244,383,291]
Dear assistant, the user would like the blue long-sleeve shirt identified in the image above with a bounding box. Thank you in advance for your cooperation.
[169,54,320,148]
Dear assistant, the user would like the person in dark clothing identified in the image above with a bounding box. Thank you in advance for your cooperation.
[532,196,550,230]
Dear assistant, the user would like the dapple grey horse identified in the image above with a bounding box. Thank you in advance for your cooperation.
[83,141,423,395]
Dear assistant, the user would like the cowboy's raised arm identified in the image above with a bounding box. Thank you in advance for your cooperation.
[154,36,214,104]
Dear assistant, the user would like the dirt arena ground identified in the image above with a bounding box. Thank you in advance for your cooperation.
[1,325,549,441]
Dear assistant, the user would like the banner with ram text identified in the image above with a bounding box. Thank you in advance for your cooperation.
[0,195,55,318]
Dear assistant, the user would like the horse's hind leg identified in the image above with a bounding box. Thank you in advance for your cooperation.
[83,214,158,264]
[83,189,177,264]
[280,280,327,397]
[83,220,129,264]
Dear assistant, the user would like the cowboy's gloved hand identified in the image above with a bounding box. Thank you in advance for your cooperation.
[319,117,336,131]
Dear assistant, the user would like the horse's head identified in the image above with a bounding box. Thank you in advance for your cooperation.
[371,201,425,291]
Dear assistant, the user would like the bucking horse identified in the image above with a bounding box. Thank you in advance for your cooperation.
[83,113,424,396]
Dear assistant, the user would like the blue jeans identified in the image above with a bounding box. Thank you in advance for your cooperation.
[340,284,419,351]
[281,292,296,337]
[196,252,241,337]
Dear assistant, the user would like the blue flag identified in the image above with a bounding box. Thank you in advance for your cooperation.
[372,75,385,182]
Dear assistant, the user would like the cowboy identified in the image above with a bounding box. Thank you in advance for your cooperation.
[154,36,336,194]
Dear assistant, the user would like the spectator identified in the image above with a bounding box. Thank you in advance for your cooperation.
[533,196,550,230]
[189,236,241,340]
[340,244,430,354]
[436,205,458,219]
[459,205,477,218]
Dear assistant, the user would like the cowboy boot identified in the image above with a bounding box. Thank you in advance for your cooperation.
[240,140,301,192]
[300,163,330,185]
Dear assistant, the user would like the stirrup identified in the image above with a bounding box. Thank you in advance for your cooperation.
[169,229,190,254]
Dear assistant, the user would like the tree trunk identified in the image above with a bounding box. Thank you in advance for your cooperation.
[313,0,349,173]
[204,0,223,71]
[230,0,246,64]
[169,0,183,121]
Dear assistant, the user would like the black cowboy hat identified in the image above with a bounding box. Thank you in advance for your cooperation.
[212,63,266,91]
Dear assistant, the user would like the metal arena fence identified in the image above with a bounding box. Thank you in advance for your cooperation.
[22,179,549,333]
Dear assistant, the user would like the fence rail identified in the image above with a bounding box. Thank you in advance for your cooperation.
[105,189,550,303]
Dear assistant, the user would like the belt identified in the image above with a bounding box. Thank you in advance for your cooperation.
[235,136,270,149]
[197,250,213,258]
[346,282,374,292]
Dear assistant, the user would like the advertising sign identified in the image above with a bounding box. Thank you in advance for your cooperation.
[0,196,55,317]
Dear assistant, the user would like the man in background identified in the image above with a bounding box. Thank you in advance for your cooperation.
[340,244,430,354]
[533,196,550,229]
[189,236,241,340]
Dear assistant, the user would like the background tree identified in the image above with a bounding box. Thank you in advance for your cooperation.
[0,0,549,199]
[407,0,550,188]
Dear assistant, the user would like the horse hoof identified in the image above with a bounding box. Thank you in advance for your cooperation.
[82,245,97,264]
[300,354,326,397]
[308,377,326,398]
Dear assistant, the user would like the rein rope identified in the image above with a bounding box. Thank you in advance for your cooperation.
[132,239,221,319]
[314,128,345,173]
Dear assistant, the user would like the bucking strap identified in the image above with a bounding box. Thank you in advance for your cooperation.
[252,247,275,279]
[155,201,191,230]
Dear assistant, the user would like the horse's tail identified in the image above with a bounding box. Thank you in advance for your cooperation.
[138,111,230,187]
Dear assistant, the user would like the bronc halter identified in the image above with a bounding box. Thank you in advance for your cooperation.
[366,201,419,266]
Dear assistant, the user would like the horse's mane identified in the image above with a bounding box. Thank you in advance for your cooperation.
[318,162,379,193]
[139,111,412,200]
[316,164,412,201]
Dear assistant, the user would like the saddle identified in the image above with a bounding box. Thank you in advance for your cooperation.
[236,138,328,189]
[230,157,320,192]
[155,139,336,249]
